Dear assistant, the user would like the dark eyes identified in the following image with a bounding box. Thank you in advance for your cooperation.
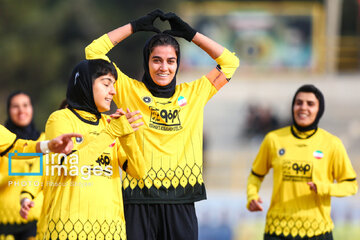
[295,101,315,106]
[152,59,176,64]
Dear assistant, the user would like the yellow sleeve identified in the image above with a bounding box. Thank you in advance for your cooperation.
[0,174,16,188]
[46,111,134,167]
[20,175,45,201]
[206,48,240,91]
[251,134,273,176]
[85,34,114,62]
[84,33,131,109]
[246,173,264,209]
[246,134,273,209]
[214,48,240,80]
[117,134,147,179]
[315,138,358,197]
[0,125,37,155]
[19,133,46,200]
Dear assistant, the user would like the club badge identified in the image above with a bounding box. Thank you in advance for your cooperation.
[142,96,152,104]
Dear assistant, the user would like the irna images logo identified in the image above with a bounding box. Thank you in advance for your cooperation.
[8,151,113,180]
[8,151,43,176]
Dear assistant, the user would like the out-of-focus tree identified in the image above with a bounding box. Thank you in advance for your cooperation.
[0,0,178,129]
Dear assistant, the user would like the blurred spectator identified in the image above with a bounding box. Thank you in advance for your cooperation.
[0,91,44,240]
[242,104,280,141]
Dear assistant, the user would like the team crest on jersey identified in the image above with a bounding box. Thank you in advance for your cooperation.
[278,148,285,156]
[75,137,83,144]
[177,96,187,107]
[313,150,324,159]
[142,96,153,104]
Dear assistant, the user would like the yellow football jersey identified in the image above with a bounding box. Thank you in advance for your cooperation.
[85,34,239,203]
[247,126,358,238]
[36,108,145,240]
[0,131,44,239]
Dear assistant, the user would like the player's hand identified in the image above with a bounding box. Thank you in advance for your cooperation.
[109,108,144,131]
[249,198,263,212]
[130,9,164,33]
[161,12,197,42]
[307,182,318,193]
[48,133,83,154]
[20,198,34,220]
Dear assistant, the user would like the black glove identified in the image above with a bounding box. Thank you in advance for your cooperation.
[130,9,164,33]
[161,12,196,42]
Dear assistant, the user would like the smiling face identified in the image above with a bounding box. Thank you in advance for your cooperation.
[9,93,33,127]
[293,92,319,127]
[149,45,178,86]
[92,73,116,112]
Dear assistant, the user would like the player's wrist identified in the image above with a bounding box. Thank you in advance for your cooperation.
[40,140,50,154]
[20,197,31,206]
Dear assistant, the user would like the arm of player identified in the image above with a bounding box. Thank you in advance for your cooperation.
[85,10,163,61]
[246,134,273,211]
[247,172,265,211]
[0,124,38,156]
[110,109,147,179]
[46,111,135,167]
[311,139,358,197]
[160,12,239,90]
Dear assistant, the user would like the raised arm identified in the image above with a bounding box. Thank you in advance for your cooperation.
[161,12,239,89]
[85,10,164,60]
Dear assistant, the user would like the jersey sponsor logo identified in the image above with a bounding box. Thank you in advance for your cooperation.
[142,96,153,104]
[283,160,312,182]
[313,150,323,159]
[177,96,187,107]
[149,106,182,131]
[292,163,311,174]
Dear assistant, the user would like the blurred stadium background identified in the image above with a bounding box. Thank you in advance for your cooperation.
[0,0,359,239]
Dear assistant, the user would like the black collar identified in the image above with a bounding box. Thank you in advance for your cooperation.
[69,108,99,126]
[291,125,317,139]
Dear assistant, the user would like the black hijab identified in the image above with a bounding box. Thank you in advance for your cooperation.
[291,84,325,132]
[66,60,100,119]
[142,33,180,98]
[5,91,40,140]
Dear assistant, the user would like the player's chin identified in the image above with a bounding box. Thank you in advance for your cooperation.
[98,104,111,113]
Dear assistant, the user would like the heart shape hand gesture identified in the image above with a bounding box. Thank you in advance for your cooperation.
[131,9,197,42]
